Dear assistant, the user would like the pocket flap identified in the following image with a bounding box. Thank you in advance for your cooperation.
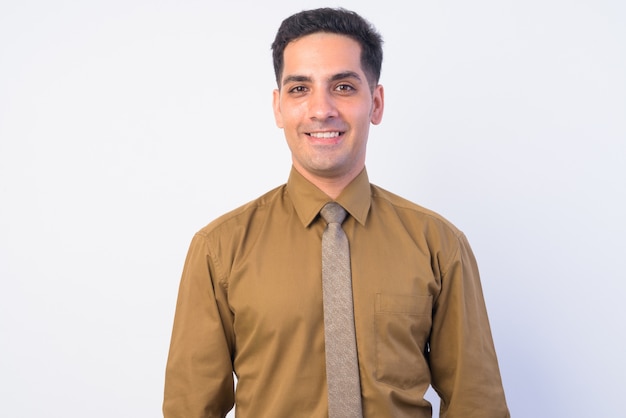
[376,293,432,316]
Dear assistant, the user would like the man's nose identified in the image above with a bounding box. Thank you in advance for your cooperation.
[308,90,338,120]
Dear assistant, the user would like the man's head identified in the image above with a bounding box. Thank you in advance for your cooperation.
[271,8,383,90]
[271,9,385,195]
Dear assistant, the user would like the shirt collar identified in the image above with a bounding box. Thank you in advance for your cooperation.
[286,166,371,228]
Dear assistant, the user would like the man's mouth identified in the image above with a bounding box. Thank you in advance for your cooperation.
[307,131,342,139]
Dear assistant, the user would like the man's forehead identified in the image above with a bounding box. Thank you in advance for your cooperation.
[281,33,364,82]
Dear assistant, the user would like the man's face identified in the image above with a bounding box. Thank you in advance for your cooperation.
[273,33,384,185]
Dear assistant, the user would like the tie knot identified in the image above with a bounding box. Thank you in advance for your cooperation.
[320,202,347,225]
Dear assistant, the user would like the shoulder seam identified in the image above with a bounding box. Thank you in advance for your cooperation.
[370,184,464,239]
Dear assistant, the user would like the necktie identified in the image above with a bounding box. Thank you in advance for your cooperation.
[320,202,363,417]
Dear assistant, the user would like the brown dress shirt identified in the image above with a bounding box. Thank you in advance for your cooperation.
[163,167,510,418]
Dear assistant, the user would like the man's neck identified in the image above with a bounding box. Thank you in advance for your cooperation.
[293,165,362,199]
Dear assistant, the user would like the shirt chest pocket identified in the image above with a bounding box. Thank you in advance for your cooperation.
[374,293,433,390]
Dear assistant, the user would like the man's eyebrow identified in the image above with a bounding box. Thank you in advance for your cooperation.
[281,71,364,86]
[281,75,312,86]
[329,71,363,83]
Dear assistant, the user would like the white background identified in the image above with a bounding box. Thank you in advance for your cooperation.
[1,0,625,417]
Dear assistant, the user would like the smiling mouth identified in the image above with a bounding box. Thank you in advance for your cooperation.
[307,131,343,139]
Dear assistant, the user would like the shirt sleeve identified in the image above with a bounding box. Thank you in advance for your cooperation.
[429,233,510,418]
[163,233,235,418]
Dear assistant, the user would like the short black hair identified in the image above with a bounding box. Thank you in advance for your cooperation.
[271,8,383,89]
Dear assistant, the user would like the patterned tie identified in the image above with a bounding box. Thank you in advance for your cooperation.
[320,202,363,417]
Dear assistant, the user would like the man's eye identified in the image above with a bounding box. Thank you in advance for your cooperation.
[289,86,308,93]
[335,84,355,92]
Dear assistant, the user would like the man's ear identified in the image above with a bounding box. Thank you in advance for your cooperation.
[272,89,284,128]
[370,84,384,125]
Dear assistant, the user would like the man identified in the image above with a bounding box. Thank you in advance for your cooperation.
[164,7,509,418]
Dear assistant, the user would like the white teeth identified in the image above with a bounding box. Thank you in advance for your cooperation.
[309,132,340,138]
